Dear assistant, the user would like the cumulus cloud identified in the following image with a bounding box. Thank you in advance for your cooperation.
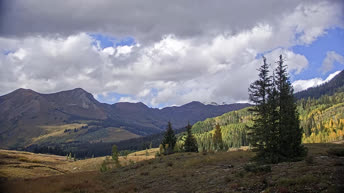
[293,71,341,92]
[321,51,344,73]
[0,1,343,107]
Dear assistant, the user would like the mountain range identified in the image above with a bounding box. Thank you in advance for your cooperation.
[0,88,249,149]
[1,69,343,153]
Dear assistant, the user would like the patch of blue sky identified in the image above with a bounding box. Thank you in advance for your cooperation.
[255,28,344,81]
[291,27,344,80]
[88,33,136,49]
[2,49,14,55]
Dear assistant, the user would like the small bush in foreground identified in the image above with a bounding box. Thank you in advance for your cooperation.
[327,148,344,157]
[166,161,173,167]
[244,163,271,173]
[305,156,314,165]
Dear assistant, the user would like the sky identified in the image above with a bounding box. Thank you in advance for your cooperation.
[0,0,344,107]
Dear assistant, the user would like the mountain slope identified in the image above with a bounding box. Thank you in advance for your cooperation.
[295,70,344,99]
[0,88,250,149]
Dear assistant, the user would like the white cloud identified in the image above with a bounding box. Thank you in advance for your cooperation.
[263,48,309,74]
[10,48,27,60]
[115,45,134,57]
[102,47,115,55]
[0,1,343,107]
[118,97,139,103]
[321,51,344,73]
[292,70,341,92]
[282,1,344,45]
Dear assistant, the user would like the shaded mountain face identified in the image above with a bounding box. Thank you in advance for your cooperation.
[295,70,344,99]
[0,88,250,149]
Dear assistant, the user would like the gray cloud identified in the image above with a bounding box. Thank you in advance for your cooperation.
[1,0,334,42]
[0,0,343,107]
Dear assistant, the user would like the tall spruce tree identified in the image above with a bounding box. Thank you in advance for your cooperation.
[249,55,306,163]
[213,123,224,151]
[266,73,281,163]
[161,121,177,155]
[248,56,273,162]
[275,55,306,159]
[184,123,198,152]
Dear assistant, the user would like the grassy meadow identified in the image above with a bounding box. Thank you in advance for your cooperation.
[1,142,343,193]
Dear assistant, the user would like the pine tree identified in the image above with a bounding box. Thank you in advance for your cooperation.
[275,55,306,159]
[184,123,198,152]
[112,145,120,166]
[161,121,177,155]
[248,56,273,161]
[213,123,224,151]
[266,77,281,163]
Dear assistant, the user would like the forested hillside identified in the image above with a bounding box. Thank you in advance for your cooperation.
[189,91,344,151]
[298,91,344,143]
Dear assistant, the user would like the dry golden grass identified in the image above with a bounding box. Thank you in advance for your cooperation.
[32,123,87,142]
[0,149,155,180]
[89,127,139,143]
[0,150,68,179]
[128,148,159,157]
[1,142,344,193]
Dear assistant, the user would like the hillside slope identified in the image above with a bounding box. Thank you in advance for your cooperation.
[295,70,344,99]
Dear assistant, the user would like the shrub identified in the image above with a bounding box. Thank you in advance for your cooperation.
[234,171,245,178]
[305,156,314,165]
[112,145,120,167]
[244,163,271,173]
[100,157,110,173]
[225,176,232,183]
[166,161,173,167]
[140,171,149,176]
[129,160,135,166]
[327,148,344,157]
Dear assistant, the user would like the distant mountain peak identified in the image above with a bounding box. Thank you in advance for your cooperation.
[6,88,39,98]
[14,88,36,93]
[182,101,204,107]
[71,87,87,92]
